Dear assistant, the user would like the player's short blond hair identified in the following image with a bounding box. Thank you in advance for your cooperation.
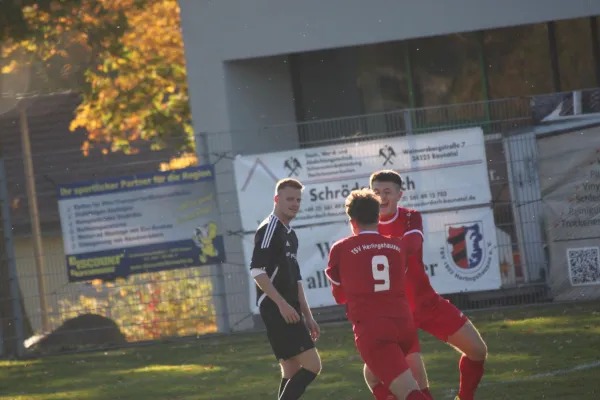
[345,188,381,226]
[275,178,304,193]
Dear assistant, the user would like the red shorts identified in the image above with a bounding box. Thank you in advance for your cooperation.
[407,296,469,354]
[353,316,416,387]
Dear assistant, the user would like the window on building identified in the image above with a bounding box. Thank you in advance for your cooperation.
[592,16,600,87]
[409,32,485,128]
[555,18,596,91]
[355,41,410,113]
[290,48,363,122]
[352,41,410,137]
[484,23,554,99]
[597,15,600,53]
[410,32,483,107]
[290,47,366,146]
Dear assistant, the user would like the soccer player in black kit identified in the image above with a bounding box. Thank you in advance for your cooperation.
[250,178,322,399]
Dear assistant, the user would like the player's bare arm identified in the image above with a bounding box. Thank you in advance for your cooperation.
[298,283,320,341]
[252,271,300,324]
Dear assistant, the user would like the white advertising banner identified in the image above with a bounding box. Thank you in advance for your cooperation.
[538,125,600,300]
[234,128,491,230]
[246,207,502,313]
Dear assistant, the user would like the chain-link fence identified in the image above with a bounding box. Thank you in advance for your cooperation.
[0,94,232,358]
[1,88,600,358]
[201,88,600,331]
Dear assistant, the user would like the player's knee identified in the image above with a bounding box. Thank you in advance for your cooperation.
[452,322,488,361]
[304,362,321,376]
[308,359,322,375]
[466,336,488,361]
[388,369,420,399]
[280,358,302,378]
[475,339,488,361]
[314,355,323,375]
[363,364,379,387]
[301,350,322,375]
[406,353,429,389]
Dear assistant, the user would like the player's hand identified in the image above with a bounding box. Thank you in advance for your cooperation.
[278,302,300,324]
[306,317,320,341]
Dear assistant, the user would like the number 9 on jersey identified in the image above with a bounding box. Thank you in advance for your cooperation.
[371,255,390,292]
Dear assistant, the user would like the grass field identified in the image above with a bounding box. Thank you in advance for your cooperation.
[1,301,600,400]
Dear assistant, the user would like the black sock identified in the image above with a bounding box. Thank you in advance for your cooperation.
[279,368,318,400]
[278,377,289,398]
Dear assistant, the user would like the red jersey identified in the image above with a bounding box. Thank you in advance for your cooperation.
[325,231,411,324]
[378,207,438,313]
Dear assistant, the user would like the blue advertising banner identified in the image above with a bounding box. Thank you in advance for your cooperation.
[57,165,226,282]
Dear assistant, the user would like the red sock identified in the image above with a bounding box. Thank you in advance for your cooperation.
[406,390,428,400]
[458,355,485,400]
[421,387,434,400]
[372,383,396,399]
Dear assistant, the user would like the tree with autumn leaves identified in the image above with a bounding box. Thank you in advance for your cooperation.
[1,0,197,166]
[1,0,206,356]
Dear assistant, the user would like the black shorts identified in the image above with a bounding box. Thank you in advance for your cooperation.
[259,300,315,361]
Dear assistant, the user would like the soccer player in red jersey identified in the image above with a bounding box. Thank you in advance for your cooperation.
[325,188,428,400]
[367,170,488,400]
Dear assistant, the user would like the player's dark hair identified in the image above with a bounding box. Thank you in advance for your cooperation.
[345,188,381,226]
[276,178,304,192]
[369,170,403,188]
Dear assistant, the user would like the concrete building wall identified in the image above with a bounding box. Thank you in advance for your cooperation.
[181,0,600,61]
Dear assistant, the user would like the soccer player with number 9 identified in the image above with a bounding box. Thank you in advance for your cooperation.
[369,170,488,400]
[325,188,428,400]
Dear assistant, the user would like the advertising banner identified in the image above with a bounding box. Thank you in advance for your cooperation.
[245,207,501,313]
[58,165,226,282]
[234,127,491,230]
[538,126,600,300]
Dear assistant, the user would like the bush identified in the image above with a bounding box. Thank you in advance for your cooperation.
[52,268,217,342]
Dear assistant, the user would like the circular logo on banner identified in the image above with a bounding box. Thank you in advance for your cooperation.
[441,220,493,282]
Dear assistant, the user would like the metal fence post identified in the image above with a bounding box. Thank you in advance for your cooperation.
[573,90,582,115]
[404,109,413,136]
[504,131,547,283]
[194,131,230,334]
[19,108,49,332]
[0,158,25,358]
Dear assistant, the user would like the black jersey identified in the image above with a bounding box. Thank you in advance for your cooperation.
[250,214,302,308]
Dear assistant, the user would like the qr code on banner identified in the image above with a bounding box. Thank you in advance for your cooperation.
[567,247,600,286]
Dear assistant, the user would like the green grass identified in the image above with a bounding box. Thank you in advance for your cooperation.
[2,301,600,399]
